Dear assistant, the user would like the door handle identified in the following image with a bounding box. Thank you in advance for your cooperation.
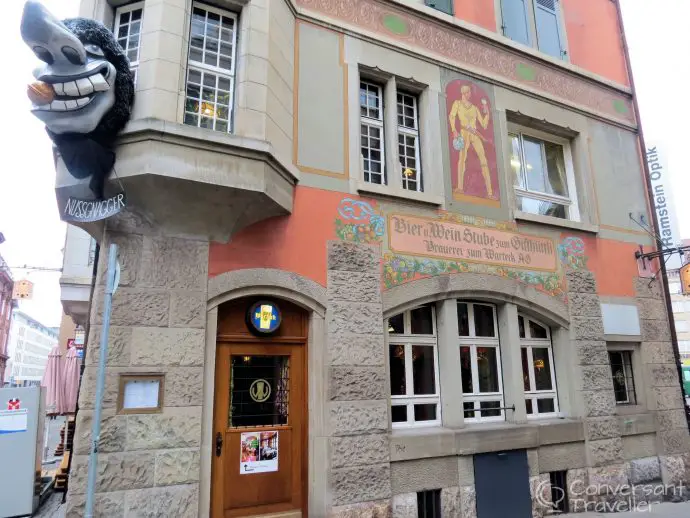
[215,432,223,457]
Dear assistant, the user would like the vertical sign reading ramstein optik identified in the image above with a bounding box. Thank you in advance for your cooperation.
[646,144,682,269]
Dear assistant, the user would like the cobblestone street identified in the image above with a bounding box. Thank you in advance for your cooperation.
[32,493,64,518]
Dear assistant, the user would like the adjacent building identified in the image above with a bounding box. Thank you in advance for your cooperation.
[669,239,690,361]
[34,0,689,516]
[4,311,58,387]
[0,252,13,385]
[58,225,96,355]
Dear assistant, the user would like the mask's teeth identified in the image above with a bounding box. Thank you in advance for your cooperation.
[52,83,64,95]
[76,78,94,96]
[89,74,109,92]
[65,100,78,109]
[50,100,67,111]
[63,81,79,96]
[76,97,90,107]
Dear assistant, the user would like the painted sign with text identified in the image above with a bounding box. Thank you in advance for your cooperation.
[388,214,557,272]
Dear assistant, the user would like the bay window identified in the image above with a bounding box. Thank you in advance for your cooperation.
[114,2,144,84]
[388,305,440,428]
[184,2,237,133]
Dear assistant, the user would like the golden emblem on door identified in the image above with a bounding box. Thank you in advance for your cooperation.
[249,379,271,402]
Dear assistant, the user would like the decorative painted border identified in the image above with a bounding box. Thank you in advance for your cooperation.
[334,196,591,298]
[295,0,635,125]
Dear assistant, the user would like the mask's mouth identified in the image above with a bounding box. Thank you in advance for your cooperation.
[31,64,111,112]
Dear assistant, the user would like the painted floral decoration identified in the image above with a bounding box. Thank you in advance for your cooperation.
[558,237,588,270]
[335,198,384,244]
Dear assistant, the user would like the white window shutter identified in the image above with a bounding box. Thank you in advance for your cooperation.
[533,0,566,59]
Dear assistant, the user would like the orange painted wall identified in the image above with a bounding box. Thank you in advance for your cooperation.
[576,234,650,298]
[561,0,629,86]
[209,187,344,287]
[453,0,497,32]
[211,187,651,302]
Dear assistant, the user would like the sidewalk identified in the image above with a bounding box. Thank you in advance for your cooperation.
[560,501,690,517]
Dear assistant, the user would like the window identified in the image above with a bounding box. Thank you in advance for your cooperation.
[608,351,636,405]
[677,320,689,333]
[673,301,684,314]
[424,0,453,15]
[499,0,566,60]
[360,81,385,185]
[458,302,504,422]
[669,281,682,295]
[184,3,237,133]
[519,314,559,417]
[360,77,424,190]
[417,489,442,518]
[685,300,690,313]
[509,126,578,221]
[114,2,144,85]
[397,92,422,192]
[388,305,440,427]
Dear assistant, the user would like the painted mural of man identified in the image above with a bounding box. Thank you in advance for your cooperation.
[449,85,493,198]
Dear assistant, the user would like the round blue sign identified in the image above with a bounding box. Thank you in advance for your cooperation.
[247,301,282,335]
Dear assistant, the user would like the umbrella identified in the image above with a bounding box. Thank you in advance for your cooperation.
[63,347,81,414]
[41,346,65,416]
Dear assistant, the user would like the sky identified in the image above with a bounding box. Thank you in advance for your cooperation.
[0,0,79,327]
[0,0,688,328]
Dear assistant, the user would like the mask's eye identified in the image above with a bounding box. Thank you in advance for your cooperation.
[84,44,104,57]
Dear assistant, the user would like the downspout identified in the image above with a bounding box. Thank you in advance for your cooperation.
[613,0,690,430]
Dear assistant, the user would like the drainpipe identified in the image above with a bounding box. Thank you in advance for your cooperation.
[613,0,690,431]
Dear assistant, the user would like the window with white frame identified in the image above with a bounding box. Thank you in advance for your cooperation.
[669,281,682,295]
[359,78,424,190]
[184,2,237,133]
[388,305,440,427]
[684,300,690,312]
[519,314,559,418]
[397,92,423,192]
[509,124,578,221]
[676,320,689,333]
[114,2,144,85]
[458,302,504,422]
[360,81,385,185]
[673,301,684,313]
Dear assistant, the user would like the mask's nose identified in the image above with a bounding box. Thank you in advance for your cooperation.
[21,1,87,72]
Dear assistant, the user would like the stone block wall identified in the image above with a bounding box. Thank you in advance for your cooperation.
[66,229,209,517]
[635,278,690,485]
[566,270,629,506]
[326,241,392,517]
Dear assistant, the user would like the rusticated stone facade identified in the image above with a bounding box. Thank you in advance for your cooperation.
[636,278,690,486]
[327,241,393,516]
[67,229,208,518]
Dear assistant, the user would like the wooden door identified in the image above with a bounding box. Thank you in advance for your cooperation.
[212,299,307,518]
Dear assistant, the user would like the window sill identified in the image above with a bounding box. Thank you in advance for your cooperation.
[515,210,598,234]
[389,418,583,461]
[356,181,444,207]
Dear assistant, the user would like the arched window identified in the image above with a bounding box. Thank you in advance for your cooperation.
[519,314,559,418]
[458,302,504,422]
[388,304,440,428]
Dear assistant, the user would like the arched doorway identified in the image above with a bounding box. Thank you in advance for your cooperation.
[211,297,308,518]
